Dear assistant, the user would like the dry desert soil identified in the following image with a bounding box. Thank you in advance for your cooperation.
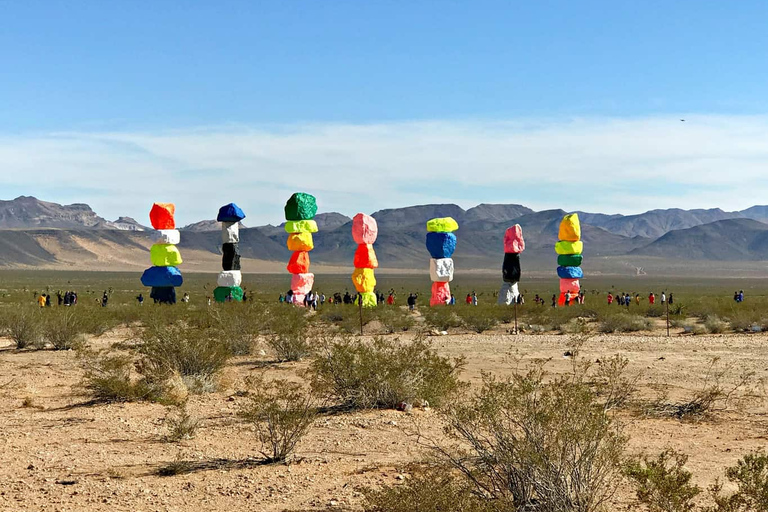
[1,326,767,511]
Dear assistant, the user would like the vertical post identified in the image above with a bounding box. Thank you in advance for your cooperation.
[514,300,518,335]
[666,299,670,337]
[359,297,364,336]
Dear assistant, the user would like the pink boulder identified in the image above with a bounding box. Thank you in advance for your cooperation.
[504,224,525,253]
[352,213,378,245]
[291,273,315,295]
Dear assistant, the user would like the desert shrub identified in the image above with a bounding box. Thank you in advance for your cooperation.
[0,308,43,349]
[711,450,768,512]
[164,403,200,442]
[646,358,758,420]
[43,309,86,350]
[599,314,652,333]
[593,354,639,410]
[561,316,592,334]
[645,306,666,318]
[422,307,462,331]
[364,468,492,512]
[374,306,415,334]
[310,336,465,409]
[80,349,159,402]
[266,306,312,361]
[436,361,626,512]
[625,450,701,512]
[136,323,230,393]
[209,305,265,356]
[704,315,728,334]
[456,306,499,333]
[239,377,316,463]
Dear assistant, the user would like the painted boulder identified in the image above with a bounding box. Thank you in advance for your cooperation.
[429,258,454,282]
[217,203,246,223]
[555,240,583,255]
[287,251,311,274]
[558,213,581,242]
[503,224,525,253]
[284,220,318,234]
[217,270,242,288]
[150,203,176,230]
[141,266,183,288]
[426,232,457,259]
[291,273,315,295]
[284,193,318,221]
[426,217,459,233]
[286,232,314,252]
[150,244,183,267]
[352,213,378,245]
[502,252,521,283]
[430,282,451,306]
[353,244,379,269]
[351,267,377,293]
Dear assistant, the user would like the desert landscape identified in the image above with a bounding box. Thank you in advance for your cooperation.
[2,272,768,511]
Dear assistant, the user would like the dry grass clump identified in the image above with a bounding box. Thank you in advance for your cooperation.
[164,403,200,442]
[455,306,499,333]
[43,309,86,350]
[309,335,465,410]
[239,376,317,463]
[0,308,44,349]
[266,306,313,362]
[374,306,415,334]
[80,349,161,402]
[421,307,462,331]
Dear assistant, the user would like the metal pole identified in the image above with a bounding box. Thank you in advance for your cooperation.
[359,297,364,336]
[514,300,518,335]
[666,298,670,337]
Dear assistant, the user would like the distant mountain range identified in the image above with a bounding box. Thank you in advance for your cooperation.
[0,196,767,273]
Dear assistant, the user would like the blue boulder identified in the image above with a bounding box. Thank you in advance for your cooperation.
[217,203,246,222]
[426,232,457,259]
[557,266,584,279]
[141,266,184,287]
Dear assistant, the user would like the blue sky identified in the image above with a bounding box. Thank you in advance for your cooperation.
[1,1,768,224]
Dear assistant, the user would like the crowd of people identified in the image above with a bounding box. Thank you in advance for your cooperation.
[36,290,79,308]
[606,291,673,307]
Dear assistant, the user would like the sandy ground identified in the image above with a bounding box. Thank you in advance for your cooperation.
[2,326,768,511]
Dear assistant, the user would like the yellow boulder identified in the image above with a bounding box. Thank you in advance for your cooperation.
[558,213,581,242]
[351,268,377,293]
[287,232,314,252]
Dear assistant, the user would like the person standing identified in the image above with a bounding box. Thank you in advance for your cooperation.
[607,292,614,305]
[37,294,46,308]
[137,293,144,306]
[407,293,416,311]
[101,291,109,307]
[649,292,655,305]
[669,293,674,305]
[471,292,478,306]
[661,291,666,304]
[551,294,557,307]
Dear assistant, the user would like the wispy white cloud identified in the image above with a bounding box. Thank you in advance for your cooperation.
[1,115,767,225]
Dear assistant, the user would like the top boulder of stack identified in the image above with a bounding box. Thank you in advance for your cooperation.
[150,203,176,230]
[558,213,581,242]
[217,203,246,223]
[284,193,318,221]
[426,217,459,233]
[352,213,378,245]
[504,224,525,253]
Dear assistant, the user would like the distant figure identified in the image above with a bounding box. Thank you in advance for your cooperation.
[625,294,631,309]
[407,293,416,311]
[343,291,352,305]
[450,294,456,306]
[182,292,190,303]
[739,290,744,302]
[635,294,641,306]
[472,292,478,306]
[320,293,326,305]
[668,293,674,305]
[279,294,285,303]
[564,290,571,306]
[534,294,540,305]
[551,294,557,308]
[649,292,655,305]
[101,291,109,307]
[607,293,613,305]
[38,294,46,308]
[45,294,51,307]
[57,291,63,306]
[387,293,395,305]
[661,292,666,304]
[137,293,144,306]
[465,293,472,305]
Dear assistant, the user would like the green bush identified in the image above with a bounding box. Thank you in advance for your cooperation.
[625,450,701,512]
[456,306,499,333]
[135,323,230,393]
[711,450,768,511]
[364,469,492,512]
[239,377,316,463]
[438,361,626,511]
[310,336,465,409]
[80,349,159,402]
[266,306,312,361]
[704,315,728,334]
[374,306,415,334]
[421,307,462,331]
[43,309,86,350]
[599,314,653,333]
[0,308,43,349]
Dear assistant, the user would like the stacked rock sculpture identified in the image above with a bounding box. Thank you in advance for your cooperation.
[555,213,583,306]
[498,224,525,305]
[284,193,318,305]
[426,217,458,306]
[214,203,246,303]
[351,213,379,307]
[141,203,182,304]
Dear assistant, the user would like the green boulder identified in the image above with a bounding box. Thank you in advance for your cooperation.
[557,254,583,267]
[214,286,244,303]
[284,193,318,221]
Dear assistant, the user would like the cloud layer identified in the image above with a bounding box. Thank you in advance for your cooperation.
[1,116,767,225]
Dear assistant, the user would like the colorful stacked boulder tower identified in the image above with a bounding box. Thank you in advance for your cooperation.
[214,203,246,303]
[498,224,525,305]
[141,203,183,304]
[284,193,318,305]
[351,213,379,308]
[426,217,458,306]
[555,213,584,306]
